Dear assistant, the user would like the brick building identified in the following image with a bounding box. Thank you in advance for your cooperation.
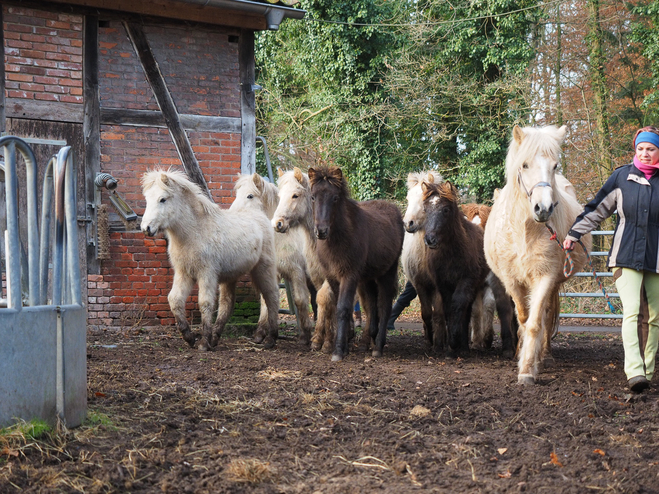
[0,0,304,329]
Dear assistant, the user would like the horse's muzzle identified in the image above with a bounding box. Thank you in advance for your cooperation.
[424,235,439,249]
[533,203,554,223]
[315,226,329,240]
[405,221,419,234]
[273,218,289,233]
[142,224,156,236]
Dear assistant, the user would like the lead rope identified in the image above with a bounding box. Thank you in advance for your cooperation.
[545,224,618,314]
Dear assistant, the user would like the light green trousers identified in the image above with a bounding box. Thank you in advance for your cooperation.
[614,268,659,381]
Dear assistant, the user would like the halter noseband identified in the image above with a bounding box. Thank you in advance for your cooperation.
[517,169,558,208]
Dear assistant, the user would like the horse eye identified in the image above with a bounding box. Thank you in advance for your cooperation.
[333,195,338,203]
[522,163,529,169]
[159,197,166,203]
[443,207,450,215]
[292,194,299,199]
[553,163,558,170]
[311,195,315,202]
[247,194,254,199]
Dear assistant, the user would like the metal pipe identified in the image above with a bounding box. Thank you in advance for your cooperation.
[256,136,274,183]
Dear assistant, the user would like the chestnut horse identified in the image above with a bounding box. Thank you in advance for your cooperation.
[308,166,404,361]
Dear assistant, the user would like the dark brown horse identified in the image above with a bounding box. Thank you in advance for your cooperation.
[422,181,489,356]
[308,166,404,361]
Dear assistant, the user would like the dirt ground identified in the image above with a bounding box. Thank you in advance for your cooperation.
[3,319,659,494]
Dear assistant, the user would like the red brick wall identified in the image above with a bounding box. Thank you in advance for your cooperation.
[3,5,83,103]
[91,21,244,330]
[3,7,245,330]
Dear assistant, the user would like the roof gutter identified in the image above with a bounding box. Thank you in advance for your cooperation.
[171,0,305,30]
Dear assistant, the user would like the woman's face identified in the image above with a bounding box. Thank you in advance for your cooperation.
[636,141,659,166]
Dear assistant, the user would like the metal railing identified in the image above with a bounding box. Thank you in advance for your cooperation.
[559,230,622,319]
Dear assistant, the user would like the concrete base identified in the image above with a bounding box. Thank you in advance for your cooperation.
[0,304,87,428]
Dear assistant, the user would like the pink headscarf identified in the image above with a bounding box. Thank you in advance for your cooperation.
[633,131,659,179]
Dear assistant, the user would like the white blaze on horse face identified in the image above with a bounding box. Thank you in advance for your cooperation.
[141,185,171,236]
[403,183,425,233]
[523,154,556,223]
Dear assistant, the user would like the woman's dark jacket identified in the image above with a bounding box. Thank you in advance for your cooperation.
[566,164,659,273]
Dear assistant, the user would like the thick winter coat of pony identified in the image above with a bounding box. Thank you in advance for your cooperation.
[140,169,280,351]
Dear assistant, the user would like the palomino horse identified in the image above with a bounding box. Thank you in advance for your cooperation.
[484,125,591,384]
[422,181,489,355]
[231,173,314,346]
[141,169,280,350]
[271,167,337,353]
[402,171,447,352]
[309,166,404,361]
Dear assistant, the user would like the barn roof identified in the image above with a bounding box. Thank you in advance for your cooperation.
[45,0,305,31]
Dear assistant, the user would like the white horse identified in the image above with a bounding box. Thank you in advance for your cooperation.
[484,125,591,384]
[402,170,447,352]
[141,169,280,350]
[231,173,314,345]
[271,167,339,353]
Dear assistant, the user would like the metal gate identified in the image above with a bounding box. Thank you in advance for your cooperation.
[0,137,87,428]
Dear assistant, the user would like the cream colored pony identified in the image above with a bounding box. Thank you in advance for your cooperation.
[141,169,280,351]
[484,125,591,384]
[231,173,314,345]
[271,167,338,353]
[402,170,447,352]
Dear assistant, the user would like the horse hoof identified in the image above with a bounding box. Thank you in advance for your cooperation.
[331,353,344,362]
[263,336,276,349]
[253,333,265,344]
[372,349,382,358]
[542,355,556,368]
[517,374,535,385]
[502,349,515,359]
[321,341,333,354]
[298,335,311,347]
[197,338,211,351]
[311,341,322,352]
[357,344,370,353]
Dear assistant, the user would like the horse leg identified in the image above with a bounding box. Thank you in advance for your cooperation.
[251,261,280,350]
[416,284,435,346]
[288,270,314,346]
[469,288,486,350]
[446,281,476,356]
[311,281,333,352]
[372,265,398,358]
[196,275,220,351]
[516,277,555,384]
[432,290,447,353]
[212,281,236,346]
[541,290,560,366]
[307,276,318,321]
[488,273,516,358]
[332,278,358,362]
[357,283,377,353]
[167,272,198,347]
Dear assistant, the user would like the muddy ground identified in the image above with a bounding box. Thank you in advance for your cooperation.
[2,321,659,494]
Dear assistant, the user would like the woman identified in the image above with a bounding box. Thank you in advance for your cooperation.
[564,126,659,392]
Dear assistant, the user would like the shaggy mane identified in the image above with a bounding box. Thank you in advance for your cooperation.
[309,166,351,198]
[142,168,217,216]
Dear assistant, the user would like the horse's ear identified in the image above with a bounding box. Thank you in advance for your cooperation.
[556,125,567,143]
[160,172,170,186]
[329,167,343,181]
[308,167,317,183]
[407,173,419,188]
[427,173,435,184]
[277,167,284,179]
[252,173,264,192]
[513,125,525,145]
[421,181,431,196]
[294,167,304,183]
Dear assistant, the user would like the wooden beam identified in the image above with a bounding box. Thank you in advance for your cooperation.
[100,108,241,133]
[84,14,101,274]
[123,21,212,199]
[6,98,84,123]
[43,0,267,30]
[239,29,256,175]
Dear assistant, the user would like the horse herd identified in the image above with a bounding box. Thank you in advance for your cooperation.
[140,124,592,385]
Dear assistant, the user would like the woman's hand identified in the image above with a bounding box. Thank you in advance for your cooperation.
[563,239,575,251]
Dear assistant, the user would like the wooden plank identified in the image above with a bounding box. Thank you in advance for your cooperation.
[123,21,212,199]
[239,29,256,175]
[100,108,241,133]
[44,0,266,30]
[84,15,101,275]
[6,98,84,123]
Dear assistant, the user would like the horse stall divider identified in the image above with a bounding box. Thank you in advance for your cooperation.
[0,136,87,428]
[559,230,622,320]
